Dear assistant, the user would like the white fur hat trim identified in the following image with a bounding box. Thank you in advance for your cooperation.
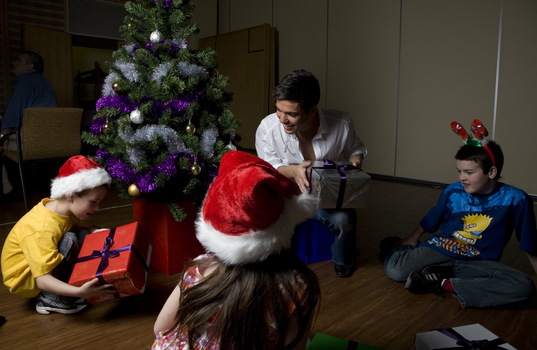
[50,167,111,199]
[195,191,318,265]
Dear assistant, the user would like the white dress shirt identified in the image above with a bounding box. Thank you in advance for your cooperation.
[255,108,367,169]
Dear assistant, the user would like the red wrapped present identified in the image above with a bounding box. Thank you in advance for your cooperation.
[68,222,152,304]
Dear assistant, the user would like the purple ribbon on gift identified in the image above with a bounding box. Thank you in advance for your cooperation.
[434,328,506,350]
[76,228,148,299]
[310,159,349,209]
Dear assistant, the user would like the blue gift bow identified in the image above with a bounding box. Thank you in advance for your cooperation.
[76,228,149,299]
[310,159,352,209]
[433,328,507,350]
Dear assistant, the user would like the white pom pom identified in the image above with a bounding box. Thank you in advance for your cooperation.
[150,30,163,43]
[130,109,144,124]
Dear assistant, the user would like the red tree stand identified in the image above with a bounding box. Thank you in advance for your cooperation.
[133,199,205,276]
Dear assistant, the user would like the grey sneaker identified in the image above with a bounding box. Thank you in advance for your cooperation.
[35,293,90,315]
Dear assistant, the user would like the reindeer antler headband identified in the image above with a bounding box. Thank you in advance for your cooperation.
[451,119,496,167]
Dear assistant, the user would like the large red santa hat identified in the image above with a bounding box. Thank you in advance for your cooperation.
[50,155,112,199]
[195,151,318,265]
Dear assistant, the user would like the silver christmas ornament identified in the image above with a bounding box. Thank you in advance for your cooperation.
[150,29,163,43]
[130,109,144,124]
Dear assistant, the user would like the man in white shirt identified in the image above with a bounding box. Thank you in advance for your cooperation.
[255,69,367,277]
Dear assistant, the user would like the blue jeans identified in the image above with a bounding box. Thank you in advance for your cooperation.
[384,244,535,308]
[314,208,357,266]
[42,229,91,301]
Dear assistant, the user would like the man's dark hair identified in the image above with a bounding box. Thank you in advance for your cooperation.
[455,140,504,180]
[21,51,44,74]
[272,69,320,112]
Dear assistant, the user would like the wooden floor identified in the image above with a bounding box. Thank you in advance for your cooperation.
[0,176,536,349]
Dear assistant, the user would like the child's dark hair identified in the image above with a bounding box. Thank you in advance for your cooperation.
[167,251,320,349]
[454,140,504,180]
[272,69,320,112]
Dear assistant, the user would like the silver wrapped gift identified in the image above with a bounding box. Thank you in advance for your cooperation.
[307,160,371,209]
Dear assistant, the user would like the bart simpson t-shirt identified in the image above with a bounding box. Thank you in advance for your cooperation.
[418,182,537,261]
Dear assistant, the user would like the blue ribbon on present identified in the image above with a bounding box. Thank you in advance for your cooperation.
[76,228,148,299]
[311,159,351,209]
[434,328,507,350]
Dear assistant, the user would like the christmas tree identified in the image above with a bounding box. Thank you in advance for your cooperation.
[82,0,240,221]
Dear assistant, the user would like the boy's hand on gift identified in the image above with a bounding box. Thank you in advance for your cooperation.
[80,278,115,297]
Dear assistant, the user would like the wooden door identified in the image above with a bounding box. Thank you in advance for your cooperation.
[200,24,275,150]
[22,25,74,107]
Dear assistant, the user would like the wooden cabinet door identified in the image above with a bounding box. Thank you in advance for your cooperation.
[200,24,275,150]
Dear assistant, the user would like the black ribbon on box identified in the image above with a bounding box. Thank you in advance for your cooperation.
[433,328,507,350]
[310,159,358,209]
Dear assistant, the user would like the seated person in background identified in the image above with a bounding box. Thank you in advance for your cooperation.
[1,156,116,314]
[1,51,58,202]
[381,120,537,308]
[255,69,367,278]
[152,151,321,350]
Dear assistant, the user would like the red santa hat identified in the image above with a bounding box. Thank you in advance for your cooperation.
[50,155,112,199]
[195,151,318,265]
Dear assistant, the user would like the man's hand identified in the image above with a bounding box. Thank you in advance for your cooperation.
[294,161,312,192]
[349,154,364,169]
[277,161,312,193]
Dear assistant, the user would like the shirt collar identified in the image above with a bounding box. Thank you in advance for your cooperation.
[313,109,328,140]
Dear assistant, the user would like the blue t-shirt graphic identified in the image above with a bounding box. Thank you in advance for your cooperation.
[418,182,537,261]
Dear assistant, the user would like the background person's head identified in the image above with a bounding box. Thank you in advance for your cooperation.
[272,69,320,113]
[12,51,44,75]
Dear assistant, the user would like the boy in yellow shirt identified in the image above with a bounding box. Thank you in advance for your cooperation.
[1,155,116,314]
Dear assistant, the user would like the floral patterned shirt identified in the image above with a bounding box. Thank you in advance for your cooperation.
[151,254,309,350]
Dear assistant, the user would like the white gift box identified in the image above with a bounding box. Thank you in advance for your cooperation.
[415,323,516,350]
[307,160,371,209]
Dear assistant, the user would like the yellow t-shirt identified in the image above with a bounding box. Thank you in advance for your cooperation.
[1,198,93,298]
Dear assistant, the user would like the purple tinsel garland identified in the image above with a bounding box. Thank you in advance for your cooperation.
[145,42,180,55]
[155,0,171,9]
[92,93,203,134]
[95,148,212,193]
[90,117,107,135]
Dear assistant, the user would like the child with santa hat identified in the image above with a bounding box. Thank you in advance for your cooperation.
[152,151,321,350]
[1,155,116,314]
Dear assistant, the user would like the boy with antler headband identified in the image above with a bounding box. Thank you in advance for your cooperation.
[380,120,537,308]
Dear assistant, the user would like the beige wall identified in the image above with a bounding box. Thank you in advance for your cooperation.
[202,0,537,195]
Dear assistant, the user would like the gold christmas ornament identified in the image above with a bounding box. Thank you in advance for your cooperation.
[128,184,141,197]
[186,121,196,134]
[190,163,201,176]
[112,80,119,90]
[103,123,111,133]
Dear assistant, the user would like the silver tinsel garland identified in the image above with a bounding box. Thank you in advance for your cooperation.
[200,126,218,159]
[177,62,209,80]
[152,62,172,85]
[115,61,139,82]
[120,125,190,166]
[102,72,119,97]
